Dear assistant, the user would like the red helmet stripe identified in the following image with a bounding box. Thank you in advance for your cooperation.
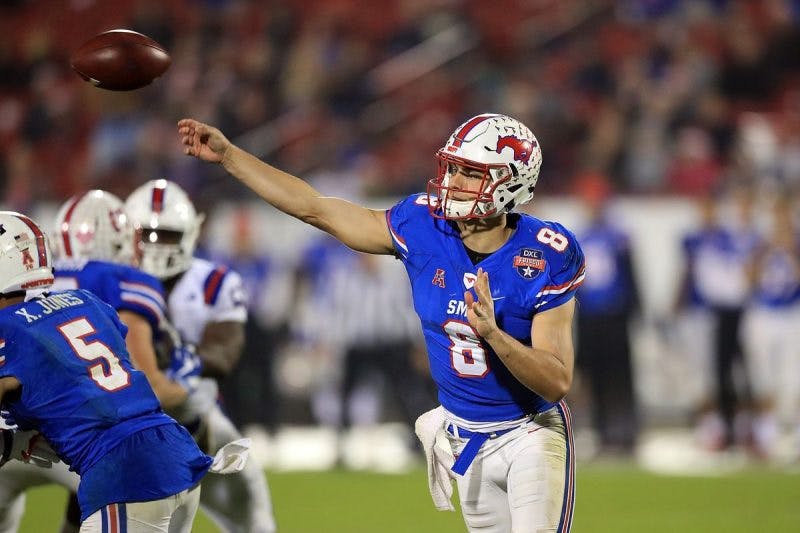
[451,114,497,148]
[151,185,166,214]
[60,193,87,257]
[15,214,48,267]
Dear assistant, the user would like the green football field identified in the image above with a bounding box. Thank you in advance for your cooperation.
[19,465,799,532]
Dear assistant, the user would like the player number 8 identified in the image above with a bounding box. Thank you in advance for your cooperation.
[536,228,569,252]
[444,320,489,377]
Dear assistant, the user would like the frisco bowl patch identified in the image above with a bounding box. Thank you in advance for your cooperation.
[513,248,546,279]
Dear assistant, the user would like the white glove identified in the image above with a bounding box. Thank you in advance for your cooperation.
[414,407,456,512]
[209,438,251,474]
[1,429,61,468]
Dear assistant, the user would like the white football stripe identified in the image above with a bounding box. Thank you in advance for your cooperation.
[120,281,166,307]
[120,293,165,323]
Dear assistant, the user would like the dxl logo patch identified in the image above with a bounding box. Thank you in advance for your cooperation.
[513,248,546,279]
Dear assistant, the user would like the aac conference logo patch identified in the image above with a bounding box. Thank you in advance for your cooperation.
[513,248,546,279]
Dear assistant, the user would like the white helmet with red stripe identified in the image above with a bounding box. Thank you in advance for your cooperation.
[0,211,54,294]
[124,179,204,279]
[428,113,542,219]
[53,190,137,265]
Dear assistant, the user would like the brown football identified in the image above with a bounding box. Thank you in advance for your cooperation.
[70,29,171,91]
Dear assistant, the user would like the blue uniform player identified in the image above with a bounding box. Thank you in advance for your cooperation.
[0,211,211,532]
[0,190,202,533]
[575,179,640,455]
[52,190,198,408]
[741,198,800,458]
[125,179,276,533]
[680,192,760,450]
[178,112,583,532]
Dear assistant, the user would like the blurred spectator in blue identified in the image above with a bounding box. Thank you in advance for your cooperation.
[678,186,761,450]
[741,195,800,458]
[575,172,641,456]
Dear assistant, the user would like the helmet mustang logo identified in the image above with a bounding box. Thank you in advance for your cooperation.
[495,135,536,164]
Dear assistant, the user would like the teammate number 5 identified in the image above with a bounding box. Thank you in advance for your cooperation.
[58,317,130,391]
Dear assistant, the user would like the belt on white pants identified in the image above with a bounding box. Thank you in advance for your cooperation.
[446,423,518,475]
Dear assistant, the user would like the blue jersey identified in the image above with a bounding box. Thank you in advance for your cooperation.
[53,258,166,330]
[578,222,638,316]
[387,195,585,421]
[0,289,210,518]
[682,226,760,309]
[753,247,800,308]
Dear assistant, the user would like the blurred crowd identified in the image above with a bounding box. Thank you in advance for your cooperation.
[2,0,800,464]
[568,175,800,461]
[2,0,800,213]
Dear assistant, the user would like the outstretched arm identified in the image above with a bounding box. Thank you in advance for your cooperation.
[178,119,394,255]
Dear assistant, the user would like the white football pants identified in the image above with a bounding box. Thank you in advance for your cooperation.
[741,304,800,421]
[448,401,575,533]
[80,485,200,533]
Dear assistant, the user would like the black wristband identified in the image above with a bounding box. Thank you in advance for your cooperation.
[1,429,13,463]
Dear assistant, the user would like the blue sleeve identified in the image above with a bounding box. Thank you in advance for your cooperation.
[386,194,429,259]
[114,268,166,331]
[535,223,586,313]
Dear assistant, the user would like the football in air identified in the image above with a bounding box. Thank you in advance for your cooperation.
[70,29,171,91]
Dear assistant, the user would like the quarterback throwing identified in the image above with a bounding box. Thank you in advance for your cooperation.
[179,113,583,532]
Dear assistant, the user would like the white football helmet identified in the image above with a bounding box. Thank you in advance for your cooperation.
[0,211,54,294]
[428,113,542,219]
[53,190,137,265]
[125,179,205,279]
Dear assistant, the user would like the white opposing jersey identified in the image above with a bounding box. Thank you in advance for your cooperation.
[168,258,248,344]
[164,258,277,533]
